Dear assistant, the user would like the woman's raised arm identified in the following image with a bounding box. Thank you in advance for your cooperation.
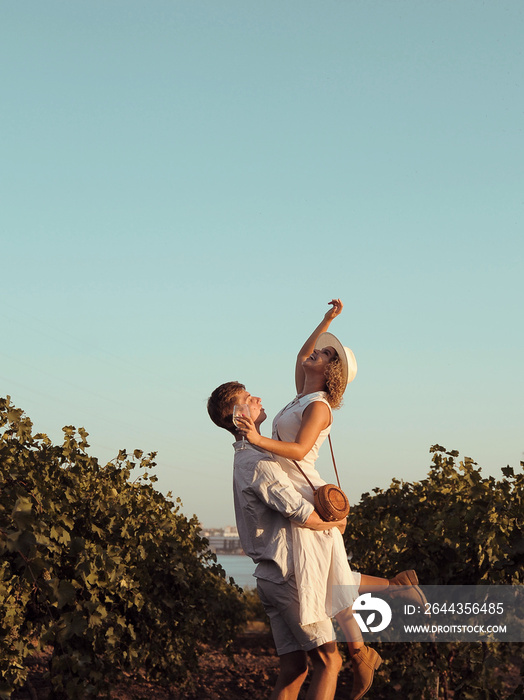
[294,299,344,394]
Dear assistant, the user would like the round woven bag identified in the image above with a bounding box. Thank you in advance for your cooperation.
[314,484,350,522]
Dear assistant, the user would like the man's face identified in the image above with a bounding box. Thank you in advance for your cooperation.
[234,389,266,425]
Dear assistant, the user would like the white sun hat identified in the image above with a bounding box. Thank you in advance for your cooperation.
[314,332,357,389]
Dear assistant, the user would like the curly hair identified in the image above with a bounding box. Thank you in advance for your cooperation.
[207,381,245,435]
[324,357,345,410]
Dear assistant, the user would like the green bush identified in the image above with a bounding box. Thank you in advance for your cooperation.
[0,397,245,699]
[345,445,524,698]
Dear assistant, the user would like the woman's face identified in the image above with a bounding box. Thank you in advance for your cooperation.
[303,346,337,376]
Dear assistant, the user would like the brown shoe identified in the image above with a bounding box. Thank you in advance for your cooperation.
[388,569,428,608]
[350,645,382,700]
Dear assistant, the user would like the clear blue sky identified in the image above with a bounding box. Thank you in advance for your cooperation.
[2,1,523,527]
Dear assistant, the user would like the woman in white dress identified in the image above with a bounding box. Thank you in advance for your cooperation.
[237,299,426,700]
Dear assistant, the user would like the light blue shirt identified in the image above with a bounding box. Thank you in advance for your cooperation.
[232,442,314,583]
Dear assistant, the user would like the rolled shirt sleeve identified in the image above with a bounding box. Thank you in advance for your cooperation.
[233,445,315,583]
[250,459,314,524]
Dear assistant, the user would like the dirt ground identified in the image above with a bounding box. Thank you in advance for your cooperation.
[11,625,357,700]
[10,628,522,699]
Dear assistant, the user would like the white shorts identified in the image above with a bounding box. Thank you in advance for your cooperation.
[256,576,336,656]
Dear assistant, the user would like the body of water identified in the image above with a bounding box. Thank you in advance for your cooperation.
[216,554,257,589]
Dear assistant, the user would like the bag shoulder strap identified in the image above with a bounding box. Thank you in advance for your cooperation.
[327,434,342,488]
[274,426,342,490]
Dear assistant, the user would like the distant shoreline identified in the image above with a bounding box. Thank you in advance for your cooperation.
[213,549,246,555]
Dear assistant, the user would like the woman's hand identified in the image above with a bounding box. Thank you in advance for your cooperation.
[324,298,343,322]
[295,298,344,394]
[235,414,260,446]
[303,512,348,532]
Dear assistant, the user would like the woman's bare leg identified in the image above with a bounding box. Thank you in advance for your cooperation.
[334,607,364,654]
[334,608,382,700]
[358,574,389,593]
[361,570,427,606]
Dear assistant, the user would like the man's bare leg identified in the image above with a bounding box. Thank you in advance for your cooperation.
[270,650,308,700]
[306,642,342,700]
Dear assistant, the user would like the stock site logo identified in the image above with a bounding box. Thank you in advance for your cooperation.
[353,593,392,633]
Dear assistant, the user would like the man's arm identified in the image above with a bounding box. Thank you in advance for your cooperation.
[251,458,345,532]
[251,459,314,523]
[302,511,347,534]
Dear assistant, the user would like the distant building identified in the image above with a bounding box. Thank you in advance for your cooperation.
[201,525,244,555]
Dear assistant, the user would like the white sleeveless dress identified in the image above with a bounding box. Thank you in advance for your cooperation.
[272,392,360,625]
